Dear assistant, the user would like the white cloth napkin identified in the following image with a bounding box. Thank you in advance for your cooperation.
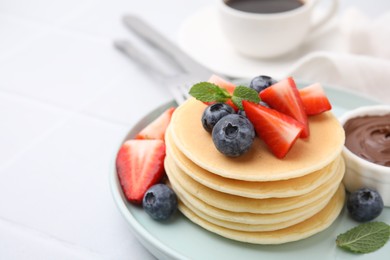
[287,9,390,104]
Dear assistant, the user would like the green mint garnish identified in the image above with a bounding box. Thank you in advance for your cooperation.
[189,82,231,103]
[336,222,390,254]
[232,86,260,110]
[188,83,260,110]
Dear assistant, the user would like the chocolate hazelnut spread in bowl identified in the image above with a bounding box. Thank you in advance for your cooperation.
[339,105,390,207]
[344,114,390,167]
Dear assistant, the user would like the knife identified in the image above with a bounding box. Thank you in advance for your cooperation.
[122,15,213,79]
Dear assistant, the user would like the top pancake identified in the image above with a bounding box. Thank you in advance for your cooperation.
[169,98,345,181]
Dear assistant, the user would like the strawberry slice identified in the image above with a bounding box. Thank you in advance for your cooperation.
[116,139,166,205]
[259,77,309,138]
[135,107,175,140]
[243,101,304,159]
[299,83,332,116]
[208,74,236,94]
[207,75,238,111]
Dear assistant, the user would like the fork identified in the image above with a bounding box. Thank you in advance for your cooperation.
[114,15,214,105]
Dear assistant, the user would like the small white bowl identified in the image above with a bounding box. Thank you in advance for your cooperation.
[339,105,390,207]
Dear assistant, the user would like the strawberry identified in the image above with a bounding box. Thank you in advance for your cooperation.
[116,139,166,205]
[208,74,236,94]
[259,77,309,138]
[207,75,238,111]
[299,83,332,116]
[135,107,175,140]
[242,101,304,159]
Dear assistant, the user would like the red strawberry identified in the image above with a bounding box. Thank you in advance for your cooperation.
[135,107,175,140]
[243,101,304,159]
[208,74,236,94]
[259,77,309,138]
[116,139,166,205]
[207,75,238,111]
[299,83,332,116]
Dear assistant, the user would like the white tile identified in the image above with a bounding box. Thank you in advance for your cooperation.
[0,0,92,24]
[60,0,211,40]
[0,15,49,60]
[0,91,70,170]
[0,218,102,260]
[0,29,129,110]
[81,68,173,126]
[0,215,156,260]
[57,0,131,39]
[0,112,154,258]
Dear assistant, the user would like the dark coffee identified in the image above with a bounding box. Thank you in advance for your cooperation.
[225,0,304,14]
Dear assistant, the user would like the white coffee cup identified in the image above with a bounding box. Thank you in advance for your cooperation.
[217,0,338,59]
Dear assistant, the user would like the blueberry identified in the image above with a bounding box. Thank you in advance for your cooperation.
[249,75,277,93]
[202,103,235,132]
[143,184,178,221]
[347,188,384,222]
[212,114,255,157]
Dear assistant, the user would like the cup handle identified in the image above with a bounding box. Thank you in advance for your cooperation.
[310,0,339,32]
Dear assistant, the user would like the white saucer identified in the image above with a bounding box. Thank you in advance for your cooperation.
[177,6,343,79]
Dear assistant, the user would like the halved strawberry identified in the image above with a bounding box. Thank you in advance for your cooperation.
[116,139,166,205]
[208,74,236,94]
[207,75,238,111]
[299,83,332,116]
[243,101,304,159]
[259,77,309,138]
[135,107,175,140]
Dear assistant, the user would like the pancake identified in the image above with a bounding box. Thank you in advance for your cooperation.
[166,156,343,222]
[167,164,341,229]
[165,154,345,213]
[169,98,345,181]
[178,184,346,244]
[178,196,328,232]
[176,183,342,232]
[166,130,342,198]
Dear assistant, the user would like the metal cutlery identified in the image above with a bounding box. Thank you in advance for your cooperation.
[114,15,214,105]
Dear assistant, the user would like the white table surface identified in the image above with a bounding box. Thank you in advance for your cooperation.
[1,0,389,259]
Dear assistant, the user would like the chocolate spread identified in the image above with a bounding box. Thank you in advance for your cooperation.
[344,114,390,167]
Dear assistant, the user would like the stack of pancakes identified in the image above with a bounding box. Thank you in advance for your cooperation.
[165,98,346,244]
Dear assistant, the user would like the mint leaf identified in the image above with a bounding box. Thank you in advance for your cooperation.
[189,83,260,110]
[189,82,231,103]
[336,222,390,254]
[232,86,261,110]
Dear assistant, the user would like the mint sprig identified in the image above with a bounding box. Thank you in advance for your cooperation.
[232,86,260,110]
[336,222,390,254]
[189,82,231,103]
[188,83,260,110]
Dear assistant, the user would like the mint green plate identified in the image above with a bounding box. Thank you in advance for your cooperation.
[110,85,389,260]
